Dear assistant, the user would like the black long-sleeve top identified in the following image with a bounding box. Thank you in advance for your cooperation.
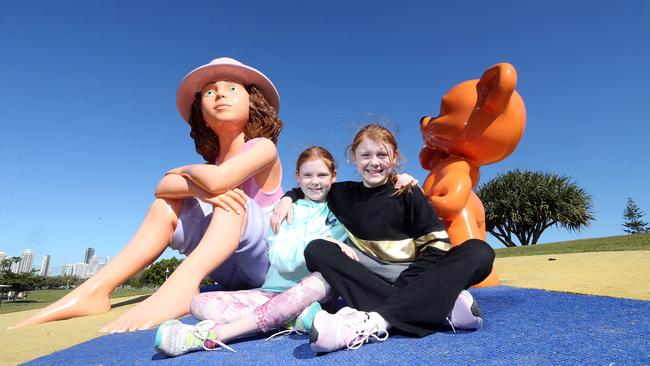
[283,181,450,262]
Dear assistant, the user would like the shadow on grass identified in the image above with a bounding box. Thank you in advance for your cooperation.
[1,300,46,304]
[0,294,154,314]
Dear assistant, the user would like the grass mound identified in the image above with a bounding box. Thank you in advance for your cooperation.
[494,233,650,257]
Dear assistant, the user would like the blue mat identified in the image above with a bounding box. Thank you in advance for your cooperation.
[24,286,650,365]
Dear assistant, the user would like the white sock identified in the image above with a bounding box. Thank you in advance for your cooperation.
[368,312,390,330]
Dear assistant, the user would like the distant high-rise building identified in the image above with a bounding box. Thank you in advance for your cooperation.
[73,263,89,278]
[39,255,51,276]
[86,255,100,278]
[61,264,74,276]
[84,247,95,264]
[0,252,8,272]
[18,249,34,274]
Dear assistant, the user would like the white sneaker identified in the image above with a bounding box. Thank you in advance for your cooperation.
[154,319,235,357]
[444,290,484,332]
[310,307,388,353]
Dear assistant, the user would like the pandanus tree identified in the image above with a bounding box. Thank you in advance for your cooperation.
[477,170,594,247]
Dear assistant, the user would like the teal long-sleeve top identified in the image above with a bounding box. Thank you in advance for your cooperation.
[261,199,347,292]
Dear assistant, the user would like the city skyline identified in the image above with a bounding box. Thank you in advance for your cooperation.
[0,247,110,277]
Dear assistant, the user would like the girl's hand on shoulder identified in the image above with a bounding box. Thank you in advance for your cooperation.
[395,173,419,189]
[338,243,359,262]
[201,188,248,215]
[270,197,293,233]
[324,238,359,261]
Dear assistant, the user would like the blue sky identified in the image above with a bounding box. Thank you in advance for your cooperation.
[1,1,649,274]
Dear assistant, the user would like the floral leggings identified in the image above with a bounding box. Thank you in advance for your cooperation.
[190,272,331,332]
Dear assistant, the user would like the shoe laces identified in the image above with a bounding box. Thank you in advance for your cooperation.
[343,313,388,350]
[445,316,457,333]
[191,321,236,353]
[265,327,306,341]
[266,313,313,341]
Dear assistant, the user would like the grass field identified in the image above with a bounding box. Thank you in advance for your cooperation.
[0,288,153,314]
[494,233,650,257]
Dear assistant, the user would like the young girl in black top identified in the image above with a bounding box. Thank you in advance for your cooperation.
[275,124,495,353]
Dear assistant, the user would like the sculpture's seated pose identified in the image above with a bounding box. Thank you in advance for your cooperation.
[12,58,285,332]
[419,63,526,287]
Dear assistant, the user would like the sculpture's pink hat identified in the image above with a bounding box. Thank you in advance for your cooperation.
[176,57,280,122]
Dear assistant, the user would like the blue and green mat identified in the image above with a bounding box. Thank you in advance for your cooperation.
[24,286,650,365]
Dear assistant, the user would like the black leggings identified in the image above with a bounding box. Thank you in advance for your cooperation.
[304,239,495,337]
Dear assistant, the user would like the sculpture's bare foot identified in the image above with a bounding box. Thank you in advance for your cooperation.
[99,285,194,333]
[10,288,111,329]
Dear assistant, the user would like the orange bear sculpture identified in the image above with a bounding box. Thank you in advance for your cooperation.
[419,63,526,287]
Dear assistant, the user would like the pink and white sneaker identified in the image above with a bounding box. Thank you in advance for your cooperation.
[444,290,484,332]
[309,307,388,353]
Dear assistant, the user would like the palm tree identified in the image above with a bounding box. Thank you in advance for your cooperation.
[477,170,594,247]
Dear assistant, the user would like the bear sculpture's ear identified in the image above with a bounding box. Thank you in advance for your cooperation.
[474,63,517,117]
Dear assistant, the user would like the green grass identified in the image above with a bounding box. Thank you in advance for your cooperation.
[494,233,650,258]
[0,287,153,314]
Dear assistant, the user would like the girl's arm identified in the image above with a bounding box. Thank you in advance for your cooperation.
[155,173,210,199]
[272,175,415,227]
[267,203,304,273]
[270,196,294,233]
[169,138,278,195]
[156,174,248,214]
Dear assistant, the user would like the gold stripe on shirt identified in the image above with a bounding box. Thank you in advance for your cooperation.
[346,230,451,262]
[416,230,452,252]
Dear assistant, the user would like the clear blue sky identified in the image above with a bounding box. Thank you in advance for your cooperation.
[1,1,649,274]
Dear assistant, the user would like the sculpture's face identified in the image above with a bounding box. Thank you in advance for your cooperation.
[200,80,250,133]
[420,78,525,166]
[421,80,477,155]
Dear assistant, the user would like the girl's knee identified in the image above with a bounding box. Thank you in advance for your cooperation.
[301,271,326,284]
[189,292,225,320]
[462,239,495,269]
[476,240,495,263]
[189,293,208,320]
[299,272,331,295]
[151,198,183,223]
[304,239,329,266]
